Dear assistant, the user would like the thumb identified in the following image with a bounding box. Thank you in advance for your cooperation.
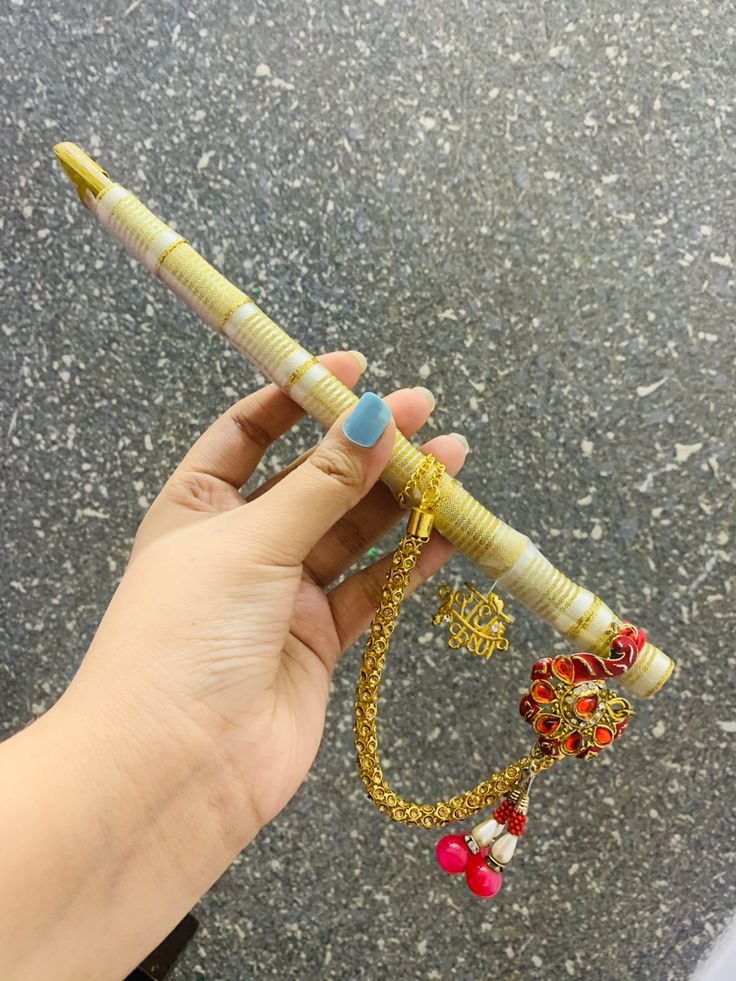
[239,392,396,565]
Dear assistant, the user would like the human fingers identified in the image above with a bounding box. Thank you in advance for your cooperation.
[231,393,396,565]
[173,350,366,491]
[244,386,436,504]
[303,431,467,588]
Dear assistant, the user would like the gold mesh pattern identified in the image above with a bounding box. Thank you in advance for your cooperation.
[106,192,172,257]
[160,243,249,327]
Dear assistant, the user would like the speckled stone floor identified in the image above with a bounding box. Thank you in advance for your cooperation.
[2,2,735,979]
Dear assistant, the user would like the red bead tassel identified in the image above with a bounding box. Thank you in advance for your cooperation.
[492,798,513,823]
[507,812,526,837]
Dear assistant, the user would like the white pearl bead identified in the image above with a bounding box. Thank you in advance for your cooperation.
[490,832,518,866]
[471,817,503,847]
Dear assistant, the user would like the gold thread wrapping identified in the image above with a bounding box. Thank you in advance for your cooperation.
[566,596,604,641]
[157,238,188,267]
[643,658,674,698]
[284,356,319,389]
[160,243,249,326]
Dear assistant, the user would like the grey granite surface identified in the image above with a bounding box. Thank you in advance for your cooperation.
[1,2,735,979]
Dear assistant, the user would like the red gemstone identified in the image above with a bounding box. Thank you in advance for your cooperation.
[534,714,561,735]
[594,725,614,746]
[465,853,503,898]
[519,694,538,721]
[530,657,553,680]
[435,835,470,874]
[552,656,575,684]
[574,694,599,719]
[563,731,583,754]
[530,679,556,704]
[537,739,554,756]
[610,635,637,660]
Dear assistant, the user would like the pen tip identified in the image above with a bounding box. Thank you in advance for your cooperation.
[53,142,114,201]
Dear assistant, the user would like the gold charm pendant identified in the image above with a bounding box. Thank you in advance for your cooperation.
[433,582,513,659]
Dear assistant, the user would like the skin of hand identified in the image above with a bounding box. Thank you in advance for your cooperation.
[0,350,467,980]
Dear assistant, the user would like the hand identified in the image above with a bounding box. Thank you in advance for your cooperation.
[0,350,470,978]
[67,351,468,843]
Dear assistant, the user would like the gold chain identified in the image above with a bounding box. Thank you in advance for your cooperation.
[354,456,555,828]
[396,453,444,509]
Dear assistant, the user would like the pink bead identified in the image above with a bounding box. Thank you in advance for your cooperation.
[465,853,503,898]
[435,834,470,874]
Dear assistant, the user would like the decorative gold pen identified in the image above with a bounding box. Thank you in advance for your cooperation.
[53,141,672,699]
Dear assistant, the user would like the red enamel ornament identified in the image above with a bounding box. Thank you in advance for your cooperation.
[534,714,561,735]
[551,656,575,684]
[610,634,637,660]
[530,679,555,704]
[520,641,634,760]
[594,725,614,746]
[538,737,561,757]
[530,657,553,680]
[563,731,583,754]
[570,650,635,681]
[614,717,630,738]
[519,693,538,722]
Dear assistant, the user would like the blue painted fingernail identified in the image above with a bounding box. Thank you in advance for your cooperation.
[343,392,392,447]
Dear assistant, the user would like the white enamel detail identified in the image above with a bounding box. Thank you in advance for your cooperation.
[279,347,315,380]
[490,832,518,866]
[148,228,185,274]
[556,588,595,629]
[620,645,673,699]
[94,184,129,222]
[500,540,539,589]
[471,817,503,847]
[573,599,618,649]
[221,301,261,340]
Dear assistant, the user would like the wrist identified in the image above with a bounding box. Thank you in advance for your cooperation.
[57,660,263,857]
[0,675,261,979]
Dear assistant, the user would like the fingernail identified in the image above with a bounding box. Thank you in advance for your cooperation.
[350,350,368,373]
[413,386,436,411]
[343,392,392,448]
[450,432,470,453]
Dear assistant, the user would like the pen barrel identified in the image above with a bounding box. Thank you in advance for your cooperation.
[87,181,673,699]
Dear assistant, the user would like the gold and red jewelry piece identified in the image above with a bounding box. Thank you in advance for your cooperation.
[355,453,651,899]
[435,622,644,897]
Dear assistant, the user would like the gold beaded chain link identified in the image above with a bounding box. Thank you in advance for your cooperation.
[354,455,555,828]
